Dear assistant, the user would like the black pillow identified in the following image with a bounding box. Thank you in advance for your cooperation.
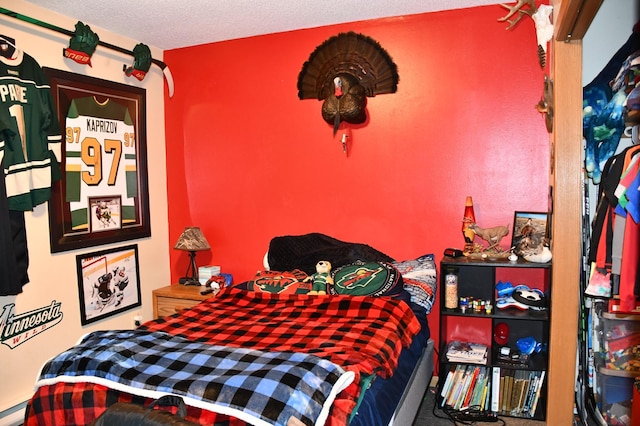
[267,233,394,274]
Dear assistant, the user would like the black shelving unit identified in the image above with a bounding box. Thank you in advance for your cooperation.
[437,256,552,420]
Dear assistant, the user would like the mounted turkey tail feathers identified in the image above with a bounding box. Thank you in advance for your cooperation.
[297,32,399,131]
[297,31,399,99]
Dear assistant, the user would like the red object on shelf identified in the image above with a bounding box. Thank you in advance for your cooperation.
[493,322,510,346]
[608,299,640,313]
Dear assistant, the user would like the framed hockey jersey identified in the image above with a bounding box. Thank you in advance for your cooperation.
[43,68,150,253]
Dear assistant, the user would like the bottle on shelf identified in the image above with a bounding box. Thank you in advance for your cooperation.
[444,268,459,310]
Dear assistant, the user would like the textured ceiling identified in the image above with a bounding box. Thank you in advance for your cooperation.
[24,0,504,50]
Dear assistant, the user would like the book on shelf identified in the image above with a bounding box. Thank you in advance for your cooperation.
[455,368,471,410]
[511,371,519,414]
[484,378,491,410]
[445,340,488,365]
[467,367,486,409]
[454,368,472,410]
[443,365,466,407]
[480,376,489,412]
[502,370,514,413]
[493,368,545,418]
[510,370,527,416]
[530,371,546,416]
[518,372,535,416]
[440,365,457,402]
[440,365,492,411]
[522,373,538,415]
[491,366,501,412]
[499,370,506,412]
[460,366,481,410]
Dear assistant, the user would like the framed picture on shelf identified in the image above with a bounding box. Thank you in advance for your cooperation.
[76,244,141,325]
[510,211,549,256]
[44,68,150,253]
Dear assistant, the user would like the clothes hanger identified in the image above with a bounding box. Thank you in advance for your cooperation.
[0,34,16,58]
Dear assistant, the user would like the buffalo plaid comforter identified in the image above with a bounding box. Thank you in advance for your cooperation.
[25,287,421,426]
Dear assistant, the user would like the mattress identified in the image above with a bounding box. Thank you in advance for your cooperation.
[350,310,431,425]
[25,289,427,426]
[25,234,438,425]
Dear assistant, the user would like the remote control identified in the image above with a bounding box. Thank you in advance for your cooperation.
[444,248,464,257]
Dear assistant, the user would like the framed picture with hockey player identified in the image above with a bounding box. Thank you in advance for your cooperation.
[76,244,141,325]
[44,68,151,253]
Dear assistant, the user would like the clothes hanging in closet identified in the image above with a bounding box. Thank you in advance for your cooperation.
[587,144,640,312]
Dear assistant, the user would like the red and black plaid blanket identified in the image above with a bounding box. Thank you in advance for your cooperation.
[25,288,420,426]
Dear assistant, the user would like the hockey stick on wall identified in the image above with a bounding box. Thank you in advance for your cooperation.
[0,7,175,97]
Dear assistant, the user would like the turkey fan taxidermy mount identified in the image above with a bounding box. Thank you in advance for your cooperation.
[297,32,399,135]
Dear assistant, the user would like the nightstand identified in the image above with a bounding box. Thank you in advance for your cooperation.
[152,284,213,319]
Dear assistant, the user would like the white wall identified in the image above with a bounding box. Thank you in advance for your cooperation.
[0,0,170,420]
[583,0,638,85]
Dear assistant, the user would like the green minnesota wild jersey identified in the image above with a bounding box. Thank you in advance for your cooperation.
[0,50,62,211]
[65,96,137,230]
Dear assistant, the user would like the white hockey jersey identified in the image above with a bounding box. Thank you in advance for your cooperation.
[65,96,137,230]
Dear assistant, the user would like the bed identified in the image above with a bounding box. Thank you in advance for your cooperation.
[24,233,437,426]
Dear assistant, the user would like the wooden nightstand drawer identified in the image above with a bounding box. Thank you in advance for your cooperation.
[155,296,201,317]
[152,285,212,319]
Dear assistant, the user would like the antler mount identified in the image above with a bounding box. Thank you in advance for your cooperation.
[498,0,538,29]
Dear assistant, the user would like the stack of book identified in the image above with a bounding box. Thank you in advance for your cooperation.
[440,365,491,411]
[198,265,221,285]
[490,367,545,418]
[440,364,546,418]
[445,341,489,365]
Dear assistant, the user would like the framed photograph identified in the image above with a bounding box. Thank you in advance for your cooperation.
[44,68,150,253]
[76,244,141,325]
[510,211,549,256]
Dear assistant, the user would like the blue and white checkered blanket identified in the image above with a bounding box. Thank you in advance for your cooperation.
[36,329,355,426]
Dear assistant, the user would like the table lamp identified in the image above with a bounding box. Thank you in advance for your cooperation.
[174,226,210,285]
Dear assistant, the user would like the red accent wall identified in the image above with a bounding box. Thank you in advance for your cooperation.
[164,6,549,343]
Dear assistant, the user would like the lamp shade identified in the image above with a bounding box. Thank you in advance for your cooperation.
[174,227,210,251]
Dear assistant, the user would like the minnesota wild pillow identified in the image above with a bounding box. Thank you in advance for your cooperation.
[329,261,404,298]
[247,269,312,294]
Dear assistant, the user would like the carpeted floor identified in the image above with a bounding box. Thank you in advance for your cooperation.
[413,387,546,426]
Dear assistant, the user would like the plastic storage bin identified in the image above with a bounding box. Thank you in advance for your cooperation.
[596,368,635,425]
[601,312,640,372]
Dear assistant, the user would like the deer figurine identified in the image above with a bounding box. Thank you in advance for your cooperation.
[468,223,510,251]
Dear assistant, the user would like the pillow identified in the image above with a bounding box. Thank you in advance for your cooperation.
[329,261,405,298]
[393,254,437,313]
[246,269,312,295]
[402,278,437,314]
[267,233,395,275]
